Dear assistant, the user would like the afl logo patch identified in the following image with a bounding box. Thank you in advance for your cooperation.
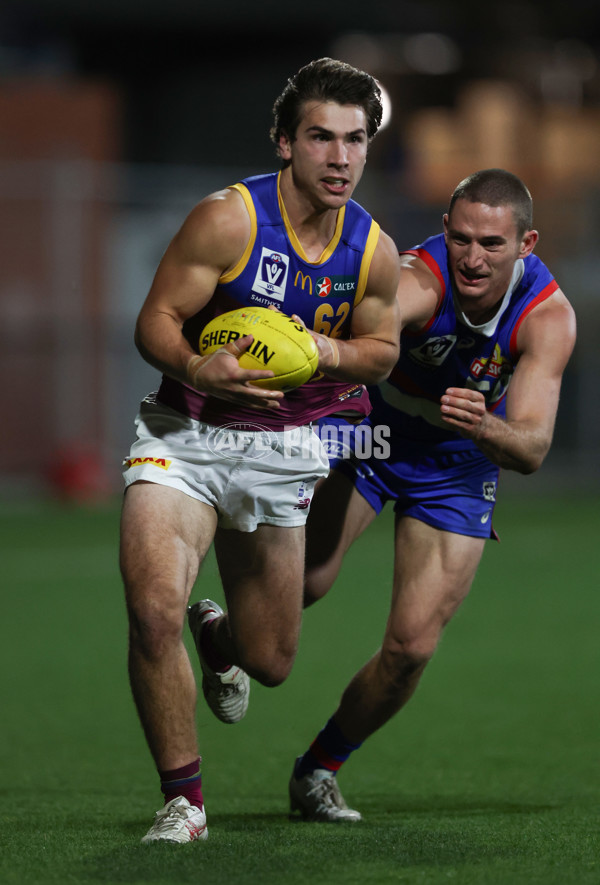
[251,247,289,301]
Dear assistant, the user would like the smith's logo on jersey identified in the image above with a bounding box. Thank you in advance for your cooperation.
[251,248,289,301]
[408,335,456,368]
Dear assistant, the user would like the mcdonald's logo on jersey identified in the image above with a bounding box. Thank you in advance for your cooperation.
[294,271,313,294]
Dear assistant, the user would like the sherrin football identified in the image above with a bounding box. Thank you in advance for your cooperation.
[198,307,319,390]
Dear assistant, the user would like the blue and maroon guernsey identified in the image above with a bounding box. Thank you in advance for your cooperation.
[369,233,559,449]
[156,171,381,430]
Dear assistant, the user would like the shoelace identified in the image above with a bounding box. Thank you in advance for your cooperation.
[207,669,244,692]
[209,684,236,698]
[152,804,189,833]
[307,777,344,810]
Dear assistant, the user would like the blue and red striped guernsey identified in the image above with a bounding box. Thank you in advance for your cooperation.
[368,233,559,449]
[157,171,380,431]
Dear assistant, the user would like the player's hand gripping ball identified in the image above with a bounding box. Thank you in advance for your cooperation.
[199,307,319,390]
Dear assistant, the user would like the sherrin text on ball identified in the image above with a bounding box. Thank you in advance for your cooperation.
[199,307,319,390]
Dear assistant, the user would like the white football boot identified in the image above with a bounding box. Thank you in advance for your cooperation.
[187,599,250,723]
[289,758,362,822]
[141,796,208,844]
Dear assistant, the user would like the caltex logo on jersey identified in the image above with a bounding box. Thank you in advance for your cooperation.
[316,277,332,297]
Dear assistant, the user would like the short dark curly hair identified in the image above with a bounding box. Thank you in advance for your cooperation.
[270,57,383,160]
[449,169,534,237]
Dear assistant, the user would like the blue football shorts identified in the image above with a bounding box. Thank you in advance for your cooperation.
[316,415,500,539]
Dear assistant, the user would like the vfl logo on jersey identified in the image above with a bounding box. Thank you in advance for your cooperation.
[408,335,456,368]
[251,248,289,301]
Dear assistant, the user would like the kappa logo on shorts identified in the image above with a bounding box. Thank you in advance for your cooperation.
[251,248,289,301]
[124,456,172,470]
[482,481,497,502]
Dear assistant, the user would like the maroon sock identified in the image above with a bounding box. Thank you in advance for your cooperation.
[159,757,204,810]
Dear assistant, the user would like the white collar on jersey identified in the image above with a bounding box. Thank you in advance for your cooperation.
[454,258,525,337]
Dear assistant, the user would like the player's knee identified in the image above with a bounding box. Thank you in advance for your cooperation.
[127,593,183,660]
[382,632,437,681]
[241,642,297,687]
[303,567,331,607]
[303,558,342,607]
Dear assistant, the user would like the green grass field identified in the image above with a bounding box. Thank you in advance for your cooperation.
[0,492,598,885]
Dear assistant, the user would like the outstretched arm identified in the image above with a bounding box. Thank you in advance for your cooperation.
[440,290,576,473]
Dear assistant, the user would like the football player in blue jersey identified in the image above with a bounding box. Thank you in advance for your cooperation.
[119,57,401,843]
[286,168,577,821]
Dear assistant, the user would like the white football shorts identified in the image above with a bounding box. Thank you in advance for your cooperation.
[122,397,330,532]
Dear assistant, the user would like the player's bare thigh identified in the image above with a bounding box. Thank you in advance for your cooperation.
[386,515,486,652]
[120,481,218,614]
